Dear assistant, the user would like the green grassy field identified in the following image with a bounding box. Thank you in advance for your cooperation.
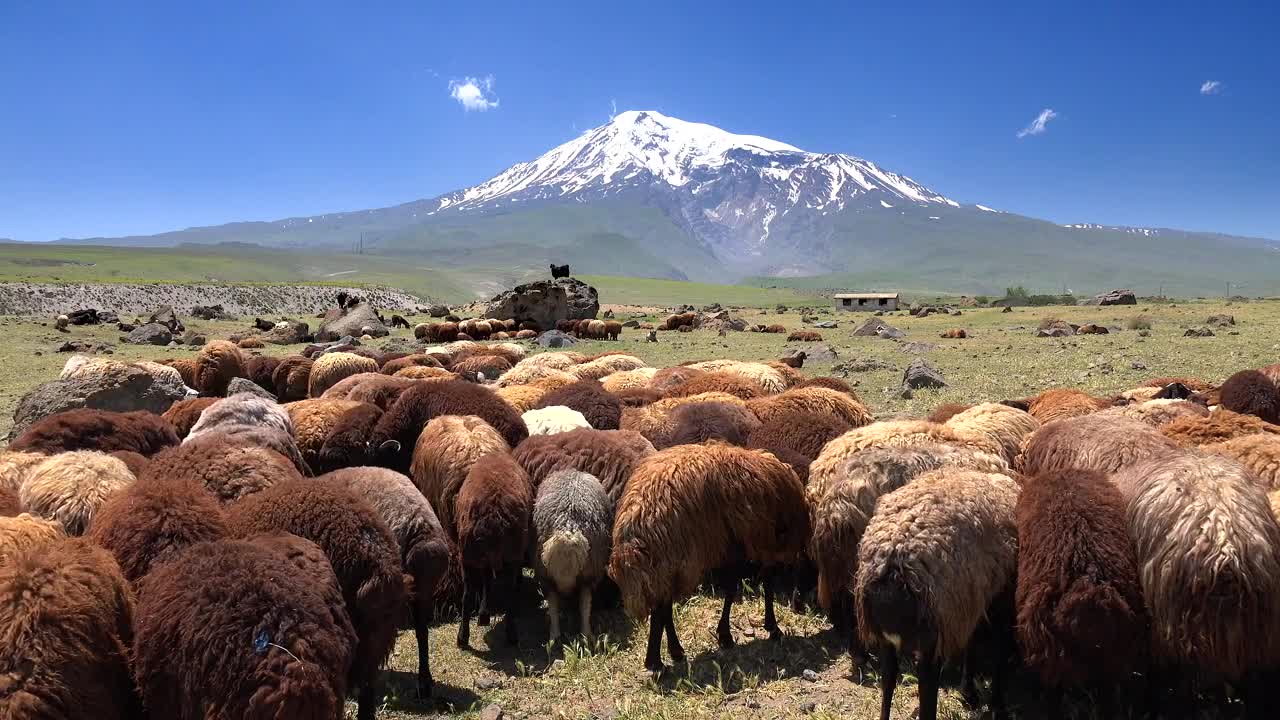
[2,294,1273,719]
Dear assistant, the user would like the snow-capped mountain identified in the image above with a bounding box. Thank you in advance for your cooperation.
[429,110,961,264]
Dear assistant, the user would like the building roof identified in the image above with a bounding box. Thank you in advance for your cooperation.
[832,292,900,299]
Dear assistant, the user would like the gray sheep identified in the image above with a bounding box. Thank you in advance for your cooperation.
[186,393,294,440]
[532,469,614,642]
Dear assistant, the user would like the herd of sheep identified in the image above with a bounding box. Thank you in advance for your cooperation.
[4,331,1280,719]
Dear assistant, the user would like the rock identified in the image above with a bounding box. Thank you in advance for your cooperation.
[1036,324,1074,338]
[427,304,451,318]
[55,340,114,354]
[191,304,234,320]
[746,698,761,710]
[475,678,503,691]
[702,303,723,313]
[536,330,578,349]
[1205,314,1235,327]
[226,377,276,400]
[478,705,503,720]
[903,358,947,390]
[1184,327,1215,337]
[182,332,208,347]
[801,701,817,713]
[95,310,119,324]
[1001,306,1013,313]
[315,302,388,342]
[378,337,421,355]
[801,669,819,683]
[1091,289,1137,306]
[148,306,185,333]
[1138,329,1151,337]
[10,362,192,439]
[1131,360,1148,370]
[67,308,101,325]
[853,317,892,337]
[775,304,787,314]
[483,278,599,330]
[811,320,838,329]
[261,320,311,345]
[899,341,937,355]
[1077,323,1109,334]
[877,326,905,339]
[303,337,360,358]
[116,322,136,332]
[797,343,839,364]
[124,323,173,346]
[622,320,640,328]
[835,358,894,373]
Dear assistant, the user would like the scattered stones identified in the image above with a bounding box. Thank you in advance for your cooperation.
[1205,314,1235,327]
[182,332,207,347]
[475,678,503,691]
[1091,289,1137,306]
[801,701,817,713]
[426,303,451,317]
[801,669,819,683]
[261,320,310,345]
[835,358,895,373]
[1036,323,1074,338]
[903,358,947,390]
[1131,360,1149,370]
[1184,327,1215,337]
[148,306,185,333]
[899,341,937,355]
[794,343,838,364]
[1138,329,1151,337]
[810,320,838,329]
[622,319,640,328]
[775,304,787,314]
[55,340,114,354]
[537,330,578,348]
[116,322,136,332]
[124,323,173,346]
[191,304,234,320]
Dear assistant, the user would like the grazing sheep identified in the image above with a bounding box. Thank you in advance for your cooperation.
[1098,398,1210,426]
[186,393,293,439]
[410,415,511,538]
[286,397,364,468]
[808,444,1009,662]
[665,371,764,400]
[371,379,527,472]
[0,537,138,720]
[512,428,656,505]
[161,397,218,438]
[649,365,706,392]
[856,469,1020,720]
[229,478,407,720]
[1018,414,1179,476]
[600,368,658,393]
[271,355,313,401]
[532,379,623,430]
[523,405,592,436]
[943,402,1040,465]
[87,476,229,582]
[495,383,548,412]
[20,452,135,535]
[620,391,748,448]
[244,354,281,394]
[664,400,761,447]
[613,386,666,407]
[417,321,459,343]
[9,408,179,457]
[1219,369,1280,424]
[747,410,853,461]
[164,357,200,388]
[927,402,972,423]
[798,375,858,396]
[533,469,613,641]
[132,536,356,720]
[1159,408,1280,447]
[808,420,974,496]
[1115,453,1280,706]
[1026,388,1110,423]
[1205,433,1280,490]
[602,320,623,340]
[395,365,456,380]
[1015,469,1148,706]
[570,354,647,381]
[313,401,386,473]
[142,433,302,503]
[687,360,789,394]
[321,371,391,400]
[323,467,451,697]
[455,453,533,648]
[308,351,379,398]
[748,386,874,429]
[381,354,442,375]
[0,485,18,517]
[609,443,810,672]
[194,340,246,397]
[452,354,513,382]
[0,513,65,564]
[340,374,418,409]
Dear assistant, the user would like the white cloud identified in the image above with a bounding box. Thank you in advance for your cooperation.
[610,98,617,119]
[1017,108,1058,138]
[1200,80,1223,95]
[448,75,499,112]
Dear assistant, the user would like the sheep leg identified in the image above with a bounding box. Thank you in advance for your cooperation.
[546,591,562,644]
[456,575,472,648]
[877,643,898,720]
[356,675,382,720]
[579,586,593,641]
[477,574,491,627]
[716,571,737,649]
[762,572,782,641]
[916,650,941,720]
[503,566,520,646]
[412,596,434,697]
[959,642,982,709]
[645,607,666,673]
[663,602,685,663]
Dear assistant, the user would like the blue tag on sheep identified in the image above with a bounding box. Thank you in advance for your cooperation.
[254,629,270,654]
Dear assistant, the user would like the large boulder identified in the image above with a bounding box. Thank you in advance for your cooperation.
[427,304,451,318]
[536,330,578,349]
[226,377,277,401]
[903,358,947,390]
[261,320,311,345]
[10,363,192,439]
[314,302,388,342]
[852,317,900,337]
[1091,289,1137,306]
[483,278,599,329]
[192,304,234,320]
[797,343,838,363]
[149,306,185,333]
[124,323,173,346]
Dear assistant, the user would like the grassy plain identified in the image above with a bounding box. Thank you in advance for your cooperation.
[1,291,1274,719]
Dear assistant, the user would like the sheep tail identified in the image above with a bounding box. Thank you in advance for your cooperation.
[541,529,589,595]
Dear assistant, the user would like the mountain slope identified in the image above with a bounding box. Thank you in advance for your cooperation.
[49,110,1280,295]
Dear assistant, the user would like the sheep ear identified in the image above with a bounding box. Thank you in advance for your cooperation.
[379,439,402,454]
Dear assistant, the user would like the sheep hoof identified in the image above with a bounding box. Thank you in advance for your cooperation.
[478,614,491,627]
[767,628,784,642]
[645,661,668,675]
[717,633,736,649]
[415,678,433,699]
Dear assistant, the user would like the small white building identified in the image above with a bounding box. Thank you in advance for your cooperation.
[833,292,900,312]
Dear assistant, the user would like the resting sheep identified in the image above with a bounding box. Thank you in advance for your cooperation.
[243,354,281,394]
[1025,388,1110,423]
[1219,369,1280,424]
[532,469,613,642]
[664,371,764,400]
[20,451,135,535]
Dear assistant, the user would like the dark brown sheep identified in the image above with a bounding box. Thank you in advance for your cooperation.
[604,320,623,340]
[1019,415,1179,477]
[87,477,229,582]
[371,379,528,469]
[0,537,139,720]
[194,340,246,397]
[161,397,218,438]
[664,371,764,401]
[787,330,823,342]
[243,354,281,394]
[613,386,666,407]
[452,354,513,382]
[533,379,623,430]
[228,478,407,720]
[649,365,707,392]
[762,324,787,334]
[107,450,149,477]
[317,402,385,473]
[9,408,179,457]
[1015,469,1148,698]
[1219,369,1280,424]
[142,433,303,503]
[132,536,356,720]
[381,354,442,375]
[512,428,655,506]
[927,402,973,423]
[272,355,314,402]
[664,400,762,448]
[747,410,853,460]
[455,453,533,648]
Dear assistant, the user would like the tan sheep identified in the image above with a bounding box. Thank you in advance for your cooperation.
[308,352,380,398]
[409,415,511,538]
[943,402,1041,465]
[747,386,874,429]
[20,451,136,535]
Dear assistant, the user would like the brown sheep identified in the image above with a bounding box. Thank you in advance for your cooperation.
[787,330,823,342]
[455,453,533,648]
[0,485,19,517]
[799,376,859,396]
[676,324,693,333]
[341,374,419,409]
[660,312,697,331]
[1159,408,1280,447]
[664,400,761,448]
[321,372,391,400]
[380,354,442,375]
[1019,415,1179,476]
[417,321,459,343]
[494,383,547,412]
[395,365,456,380]
[928,402,972,423]
[609,443,809,672]
[286,398,364,468]
[452,354,513,382]
[603,320,623,340]
[613,386,666,407]
[371,379,528,469]
[0,513,65,564]
[1219,369,1280,424]
[620,392,747,448]
[1098,398,1210,427]
[9,408,180,457]
[164,357,199,388]
[228,479,407,720]
[142,434,302,503]
[1026,388,1110,423]
[766,360,807,388]
[194,340,246,397]
[244,354,281,394]
[271,355,313,402]
[1205,433,1280,490]
[512,428,656,505]
[944,402,1041,466]
[533,378,623,430]
[747,410,853,461]
[410,415,510,538]
[665,371,764,400]
[748,386,874,429]
[940,328,968,339]
[0,537,138,720]
[237,337,265,349]
[308,352,379,398]
[762,324,787,334]
[87,476,229,582]
[649,365,706,392]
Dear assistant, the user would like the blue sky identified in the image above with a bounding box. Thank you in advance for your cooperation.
[0,0,1276,241]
